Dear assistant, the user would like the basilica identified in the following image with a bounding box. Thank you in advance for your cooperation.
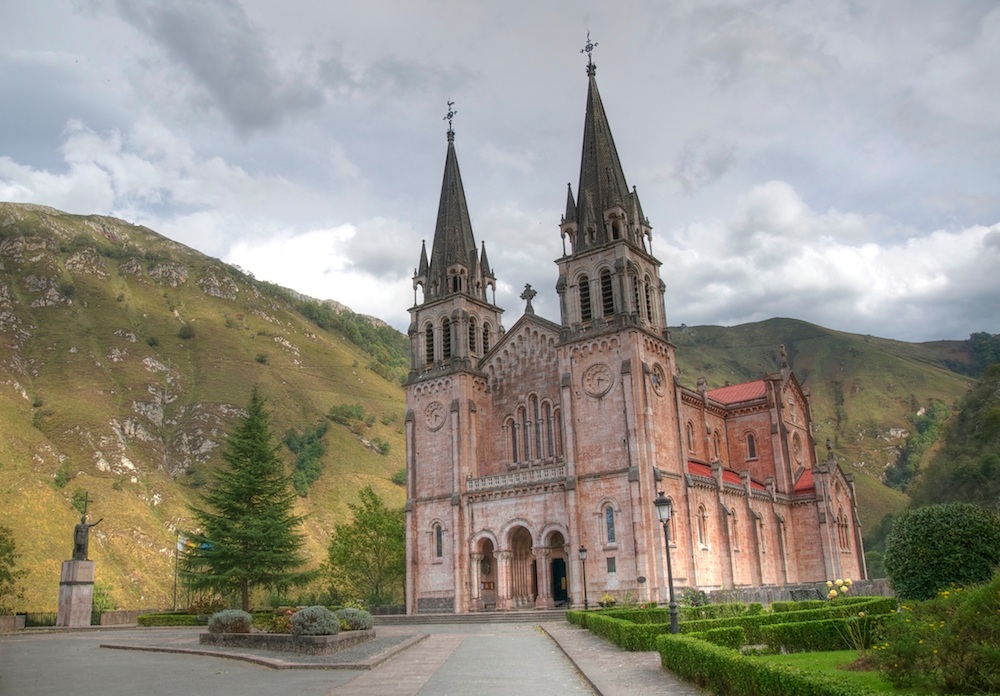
[402,53,866,613]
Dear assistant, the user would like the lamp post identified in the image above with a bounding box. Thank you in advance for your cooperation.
[653,491,679,633]
[578,545,589,610]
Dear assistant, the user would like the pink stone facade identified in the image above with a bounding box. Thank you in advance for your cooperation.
[404,62,865,614]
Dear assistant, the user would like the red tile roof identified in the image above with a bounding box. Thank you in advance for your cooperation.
[707,379,767,404]
[794,467,815,493]
[687,461,767,491]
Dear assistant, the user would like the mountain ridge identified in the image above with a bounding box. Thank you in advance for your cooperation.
[0,202,977,610]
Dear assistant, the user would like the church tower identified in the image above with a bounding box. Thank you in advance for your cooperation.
[404,110,503,613]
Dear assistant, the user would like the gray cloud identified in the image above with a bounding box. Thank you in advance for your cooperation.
[114,0,322,133]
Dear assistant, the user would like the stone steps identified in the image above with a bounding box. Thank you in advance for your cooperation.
[374,609,569,625]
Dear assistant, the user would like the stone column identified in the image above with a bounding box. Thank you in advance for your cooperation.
[496,550,512,610]
[56,560,95,627]
[470,553,483,612]
[534,548,552,608]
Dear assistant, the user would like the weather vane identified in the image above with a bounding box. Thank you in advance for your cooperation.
[580,30,598,66]
[444,100,457,132]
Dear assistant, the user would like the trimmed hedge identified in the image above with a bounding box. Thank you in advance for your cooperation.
[679,597,896,644]
[759,614,889,654]
[657,633,882,696]
[137,613,201,627]
[693,626,745,650]
[603,602,762,624]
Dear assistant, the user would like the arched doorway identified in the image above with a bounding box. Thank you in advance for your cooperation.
[507,526,536,609]
[474,538,496,611]
[548,531,568,606]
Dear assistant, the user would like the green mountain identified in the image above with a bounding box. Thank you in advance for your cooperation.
[0,202,979,610]
[0,203,407,611]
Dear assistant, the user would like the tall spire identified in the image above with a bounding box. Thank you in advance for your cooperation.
[575,45,630,236]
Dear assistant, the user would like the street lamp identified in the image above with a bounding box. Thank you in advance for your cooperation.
[578,545,589,610]
[653,491,679,633]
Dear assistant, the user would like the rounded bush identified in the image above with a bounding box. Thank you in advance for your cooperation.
[290,605,340,636]
[335,607,373,631]
[207,609,252,634]
[883,502,1000,600]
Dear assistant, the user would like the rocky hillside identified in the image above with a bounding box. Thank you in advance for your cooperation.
[0,203,407,611]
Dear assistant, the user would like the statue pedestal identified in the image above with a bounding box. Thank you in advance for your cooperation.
[56,560,95,627]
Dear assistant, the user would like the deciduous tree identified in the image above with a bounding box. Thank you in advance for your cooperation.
[0,525,27,614]
[326,486,404,606]
[181,386,311,611]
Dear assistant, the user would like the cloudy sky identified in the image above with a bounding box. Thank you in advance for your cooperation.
[2,1,999,342]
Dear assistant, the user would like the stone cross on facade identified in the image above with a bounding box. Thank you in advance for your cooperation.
[520,283,537,314]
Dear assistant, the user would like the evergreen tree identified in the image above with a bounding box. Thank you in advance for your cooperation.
[0,525,27,614]
[181,386,311,611]
[325,486,404,606]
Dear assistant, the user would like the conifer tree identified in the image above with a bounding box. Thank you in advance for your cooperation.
[182,386,310,611]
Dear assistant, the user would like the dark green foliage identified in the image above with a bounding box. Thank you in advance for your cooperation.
[335,607,373,631]
[910,364,1000,507]
[178,323,195,340]
[759,614,888,654]
[137,612,201,627]
[883,502,1000,600]
[181,387,311,611]
[873,571,1000,693]
[884,400,950,490]
[328,403,366,425]
[146,336,159,347]
[294,299,408,384]
[692,626,745,650]
[947,332,1000,377]
[208,609,252,634]
[679,587,708,607]
[290,605,339,636]
[284,422,328,496]
[0,525,27,613]
[371,437,390,455]
[70,488,89,515]
[326,486,405,606]
[255,353,268,364]
[656,634,880,696]
[53,465,71,488]
[391,469,406,487]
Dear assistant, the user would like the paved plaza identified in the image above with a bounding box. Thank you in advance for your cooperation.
[0,621,706,696]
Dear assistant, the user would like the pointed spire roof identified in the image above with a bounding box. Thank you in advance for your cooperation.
[417,239,429,277]
[479,241,493,278]
[563,182,576,223]
[575,61,630,228]
[427,128,478,293]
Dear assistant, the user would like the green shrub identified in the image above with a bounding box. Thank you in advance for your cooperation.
[872,571,1000,694]
[771,599,826,612]
[883,502,1000,600]
[178,324,195,340]
[698,626,745,650]
[291,605,339,636]
[759,614,888,654]
[656,633,880,696]
[680,587,708,607]
[208,609,252,634]
[335,607,373,631]
[137,612,201,627]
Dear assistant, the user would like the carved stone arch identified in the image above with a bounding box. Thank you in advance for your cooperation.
[539,522,570,549]
[500,518,536,547]
[470,528,499,549]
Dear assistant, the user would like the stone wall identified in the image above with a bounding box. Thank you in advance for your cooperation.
[199,629,375,655]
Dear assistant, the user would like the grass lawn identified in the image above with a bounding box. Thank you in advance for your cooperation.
[756,650,922,694]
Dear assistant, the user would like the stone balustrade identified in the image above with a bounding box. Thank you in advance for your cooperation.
[466,464,566,492]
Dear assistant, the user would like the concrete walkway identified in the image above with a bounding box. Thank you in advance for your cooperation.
[0,621,707,695]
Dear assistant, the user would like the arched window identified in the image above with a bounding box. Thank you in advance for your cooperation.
[686,421,696,453]
[441,317,451,360]
[520,406,531,461]
[543,402,554,460]
[644,275,653,322]
[605,504,616,544]
[697,505,708,546]
[553,407,563,457]
[509,417,519,464]
[746,432,758,460]
[424,322,434,364]
[482,323,491,353]
[611,221,621,240]
[579,275,592,322]
[531,396,541,461]
[630,274,641,316]
[468,317,478,356]
[600,269,614,316]
[434,523,443,558]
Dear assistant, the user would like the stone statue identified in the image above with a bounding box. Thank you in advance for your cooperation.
[72,515,102,561]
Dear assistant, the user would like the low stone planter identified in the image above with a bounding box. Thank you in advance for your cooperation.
[199,629,375,655]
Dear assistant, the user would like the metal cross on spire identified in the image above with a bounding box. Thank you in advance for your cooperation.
[444,100,457,133]
[580,30,598,68]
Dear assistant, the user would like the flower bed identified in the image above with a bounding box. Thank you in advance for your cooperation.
[199,628,375,655]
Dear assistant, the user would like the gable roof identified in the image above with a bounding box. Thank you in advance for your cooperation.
[687,461,767,492]
[707,380,767,404]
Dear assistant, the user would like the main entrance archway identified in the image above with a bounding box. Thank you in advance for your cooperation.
[506,525,536,609]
